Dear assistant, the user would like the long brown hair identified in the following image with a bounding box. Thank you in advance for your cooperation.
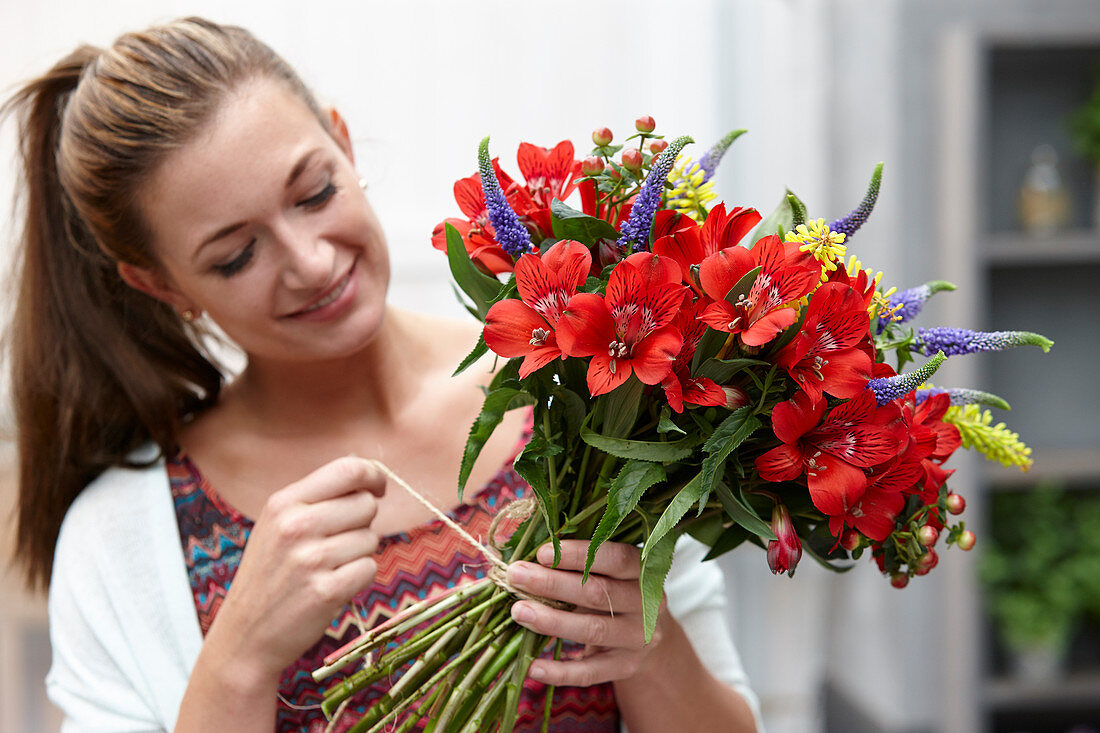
[1,17,329,589]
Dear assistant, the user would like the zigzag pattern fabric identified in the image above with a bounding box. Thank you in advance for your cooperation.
[168,435,619,732]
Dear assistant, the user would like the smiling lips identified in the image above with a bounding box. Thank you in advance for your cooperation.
[286,261,356,318]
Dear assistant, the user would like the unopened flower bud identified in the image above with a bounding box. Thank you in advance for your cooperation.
[957,530,976,551]
[592,127,613,146]
[890,572,909,589]
[945,492,966,515]
[648,138,668,154]
[917,525,939,547]
[766,504,802,577]
[621,147,643,172]
[581,156,604,176]
[840,529,861,552]
[608,166,622,181]
[722,385,749,411]
[915,548,939,575]
[635,115,656,133]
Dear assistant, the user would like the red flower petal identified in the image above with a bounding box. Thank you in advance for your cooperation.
[740,306,798,347]
[771,391,824,444]
[555,293,615,358]
[519,345,563,379]
[587,353,632,396]
[483,300,552,358]
[807,454,867,517]
[540,240,592,291]
[683,377,727,407]
[629,325,683,385]
[755,443,804,482]
[699,246,756,302]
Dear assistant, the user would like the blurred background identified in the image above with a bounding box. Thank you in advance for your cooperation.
[2,1,1099,731]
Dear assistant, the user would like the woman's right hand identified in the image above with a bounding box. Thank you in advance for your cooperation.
[202,455,387,685]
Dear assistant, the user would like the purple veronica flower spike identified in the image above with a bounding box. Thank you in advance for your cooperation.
[829,162,883,239]
[913,328,1053,357]
[698,129,746,183]
[618,135,693,252]
[914,387,1010,410]
[478,136,531,257]
[876,280,956,334]
[868,353,946,406]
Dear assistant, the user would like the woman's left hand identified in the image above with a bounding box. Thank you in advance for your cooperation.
[505,539,669,687]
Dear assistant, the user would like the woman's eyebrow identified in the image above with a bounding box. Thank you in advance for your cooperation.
[193,147,325,257]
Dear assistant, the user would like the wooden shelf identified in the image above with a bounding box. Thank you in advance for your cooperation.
[984,671,1100,711]
[983,448,1100,488]
[983,230,1100,267]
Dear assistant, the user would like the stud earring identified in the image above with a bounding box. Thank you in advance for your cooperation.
[359,178,368,191]
[181,309,197,322]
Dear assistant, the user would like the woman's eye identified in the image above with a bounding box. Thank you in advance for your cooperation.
[212,240,256,277]
[299,181,339,209]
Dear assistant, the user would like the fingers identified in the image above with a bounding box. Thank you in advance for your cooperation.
[510,600,650,650]
[535,540,642,581]
[282,456,388,505]
[507,561,641,614]
[528,649,647,687]
[291,528,378,572]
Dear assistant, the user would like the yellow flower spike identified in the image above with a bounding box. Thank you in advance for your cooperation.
[786,218,847,278]
[666,158,717,222]
[943,404,1034,471]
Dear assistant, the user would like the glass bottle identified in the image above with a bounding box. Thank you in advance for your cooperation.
[1018,144,1071,236]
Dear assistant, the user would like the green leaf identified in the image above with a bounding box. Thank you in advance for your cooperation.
[445,223,504,319]
[642,472,704,560]
[550,386,587,443]
[695,357,769,383]
[723,266,762,308]
[690,326,728,373]
[639,527,678,644]
[579,426,697,463]
[458,387,536,498]
[715,481,775,541]
[452,333,489,377]
[701,523,752,561]
[550,199,620,244]
[699,409,762,513]
[513,450,561,566]
[750,194,795,245]
[787,191,808,228]
[584,461,666,581]
[599,376,644,439]
[657,406,687,435]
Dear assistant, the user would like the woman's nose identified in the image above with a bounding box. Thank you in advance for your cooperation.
[277,224,335,291]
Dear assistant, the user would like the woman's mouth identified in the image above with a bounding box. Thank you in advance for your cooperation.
[285,261,358,320]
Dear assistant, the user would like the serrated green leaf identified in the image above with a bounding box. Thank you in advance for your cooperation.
[458,387,536,498]
[584,461,666,581]
[699,409,762,513]
[580,426,697,462]
[642,472,704,560]
[445,223,504,319]
[640,527,678,644]
[550,199,621,244]
[715,481,775,541]
[452,333,489,376]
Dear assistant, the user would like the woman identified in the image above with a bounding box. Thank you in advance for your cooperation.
[3,17,761,732]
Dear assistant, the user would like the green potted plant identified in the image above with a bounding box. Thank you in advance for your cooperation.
[1068,69,1100,230]
[978,483,1086,680]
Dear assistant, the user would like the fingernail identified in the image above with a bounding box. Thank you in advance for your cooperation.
[537,545,554,565]
[529,664,545,681]
[512,603,535,624]
[508,563,530,587]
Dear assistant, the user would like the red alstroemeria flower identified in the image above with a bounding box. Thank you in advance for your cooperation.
[430,218,515,275]
[483,240,592,378]
[517,141,581,210]
[776,282,873,405]
[653,204,763,294]
[901,392,962,501]
[696,235,820,347]
[556,259,685,396]
[754,389,901,517]
[661,295,726,413]
[828,455,922,541]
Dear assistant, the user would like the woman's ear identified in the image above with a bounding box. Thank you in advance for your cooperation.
[327,107,355,165]
[117,262,197,315]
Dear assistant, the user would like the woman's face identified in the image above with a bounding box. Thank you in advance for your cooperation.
[131,77,390,364]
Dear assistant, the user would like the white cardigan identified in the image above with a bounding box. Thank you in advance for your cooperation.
[46,446,764,732]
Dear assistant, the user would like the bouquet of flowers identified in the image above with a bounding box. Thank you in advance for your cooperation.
[311,117,1050,732]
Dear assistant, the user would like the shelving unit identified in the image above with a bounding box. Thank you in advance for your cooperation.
[970,31,1100,733]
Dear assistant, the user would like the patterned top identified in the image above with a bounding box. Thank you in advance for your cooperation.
[167,430,619,732]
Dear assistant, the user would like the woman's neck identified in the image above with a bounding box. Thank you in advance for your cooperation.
[225,305,427,436]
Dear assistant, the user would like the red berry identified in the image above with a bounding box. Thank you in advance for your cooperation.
[648,138,668,154]
[840,530,861,552]
[621,147,643,172]
[592,127,613,146]
[890,573,909,589]
[945,493,966,515]
[957,530,976,551]
[635,115,656,133]
[915,549,939,576]
[580,156,604,176]
[917,525,939,547]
